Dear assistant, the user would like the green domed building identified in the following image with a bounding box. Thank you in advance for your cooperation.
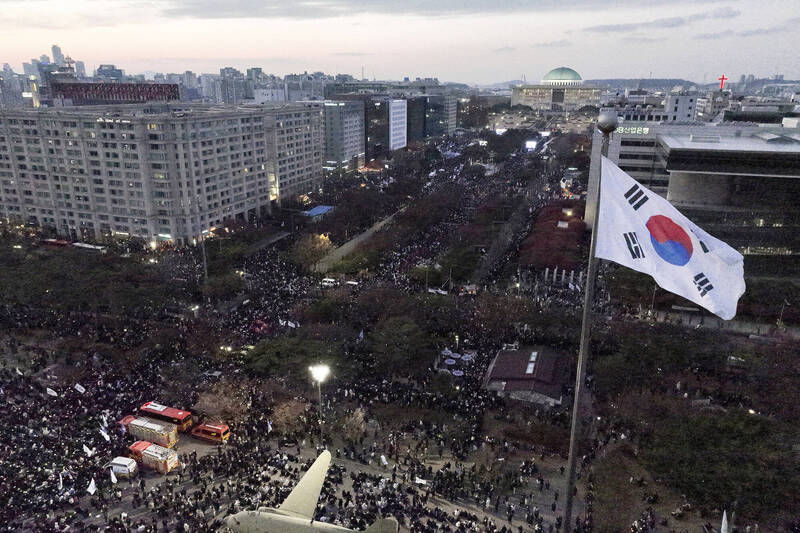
[511,66,600,112]
[542,67,583,86]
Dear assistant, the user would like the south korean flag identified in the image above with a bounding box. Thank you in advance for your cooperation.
[595,157,745,320]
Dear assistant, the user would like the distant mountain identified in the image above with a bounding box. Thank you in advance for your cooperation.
[586,78,699,89]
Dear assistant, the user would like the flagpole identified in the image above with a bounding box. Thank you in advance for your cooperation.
[562,111,617,532]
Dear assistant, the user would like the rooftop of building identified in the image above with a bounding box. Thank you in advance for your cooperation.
[543,67,582,82]
[658,131,800,153]
[0,101,320,118]
[484,344,566,400]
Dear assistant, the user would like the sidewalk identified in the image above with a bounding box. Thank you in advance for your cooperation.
[314,207,407,273]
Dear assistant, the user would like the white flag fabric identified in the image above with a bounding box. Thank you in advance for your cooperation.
[15,368,23,376]
[721,510,729,533]
[87,478,97,495]
[46,388,58,397]
[110,469,118,484]
[83,444,95,457]
[99,427,110,442]
[596,157,745,320]
[58,473,63,491]
[74,384,86,394]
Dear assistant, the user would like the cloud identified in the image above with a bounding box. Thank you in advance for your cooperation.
[695,31,733,39]
[330,52,372,57]
[621,36,667,43]
[492,46,516,53]
[694,16,800,39]
[584,6,739,33]
[158,0,738,19]
[532,39,570,48]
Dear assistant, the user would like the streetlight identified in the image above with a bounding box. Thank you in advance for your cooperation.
[309,364,330,447]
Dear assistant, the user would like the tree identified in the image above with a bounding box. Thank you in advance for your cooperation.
[369,316,434,376]
[290,233,333,270]
[201,272,245,301]
[340,408,367,446]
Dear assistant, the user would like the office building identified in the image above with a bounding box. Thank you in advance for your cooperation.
[0,102,323,244]
[324,78,442,99]
[50,82,180,106]
[322,100,365,169]
[51,45,65,67]
[695,91,730,121]
[603,93,698,124]
[388,98,407,151]
[75,61,86,79]
[425,94,457,137]
[95,65,125,81]
[587,122,800,256]
[406,97,426,142]
[511,67,601,112]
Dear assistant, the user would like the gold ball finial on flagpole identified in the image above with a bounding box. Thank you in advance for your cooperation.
[597,110,618,135]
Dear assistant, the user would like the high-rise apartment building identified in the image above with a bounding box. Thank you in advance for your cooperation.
[0,103,323,244]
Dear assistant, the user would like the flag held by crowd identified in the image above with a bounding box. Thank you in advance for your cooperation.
[595,157,745,320]
[46,388,58,397]
[87,478,97,495]
[110,469,117,484]
[74,383,86,394]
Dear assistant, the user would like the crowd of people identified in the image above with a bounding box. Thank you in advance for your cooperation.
[0,133,661,533]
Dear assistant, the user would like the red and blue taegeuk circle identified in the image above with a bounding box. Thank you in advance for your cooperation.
[646,215,693,266]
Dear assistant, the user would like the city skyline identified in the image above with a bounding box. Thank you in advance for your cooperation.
[1,0,798,84]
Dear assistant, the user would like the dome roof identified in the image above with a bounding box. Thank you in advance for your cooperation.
[543,67,582,81]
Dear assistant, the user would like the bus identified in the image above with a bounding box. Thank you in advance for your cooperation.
[139,401,193,432]
[72,242,107,253]
[191,422,231,444]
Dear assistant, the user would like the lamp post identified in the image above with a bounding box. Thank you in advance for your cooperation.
[309,364,330,448]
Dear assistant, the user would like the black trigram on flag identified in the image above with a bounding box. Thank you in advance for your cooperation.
[690,229,710,253]
[623,231,645,259]
[624,184,649,210]
[693,272,714,297]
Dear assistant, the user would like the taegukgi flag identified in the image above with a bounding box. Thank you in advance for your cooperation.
[595,157,745,320]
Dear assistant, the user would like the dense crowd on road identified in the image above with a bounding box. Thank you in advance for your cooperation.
[0,133,635,533]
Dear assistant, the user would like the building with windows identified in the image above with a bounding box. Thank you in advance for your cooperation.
[587,122,800,256]
[603,93,698,124]
[0,102,323,244]
[322,100,365,169]
[50,82,180,106]
[511,67,601,112]
[388,98,407,151]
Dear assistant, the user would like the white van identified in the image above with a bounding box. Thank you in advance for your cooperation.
[106,456,138,477]
[320,278,337,287]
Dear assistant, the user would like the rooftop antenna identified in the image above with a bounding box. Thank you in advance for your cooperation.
[361,65,364,80]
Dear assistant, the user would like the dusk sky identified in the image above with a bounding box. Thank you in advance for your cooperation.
[2,0,798,84]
